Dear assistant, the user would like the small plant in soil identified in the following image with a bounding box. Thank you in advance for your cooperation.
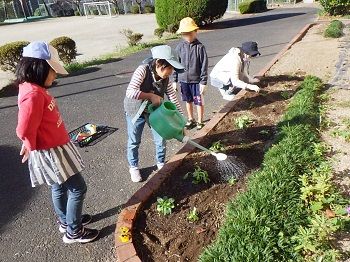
[331,128,350,142]
[187,207,199,222]
[234,115,254,129]
[280,90,291,100]
[259,129,270,136]
[156,196,175,215]
[209,141,226,153]
[228,177,237,186]
[184,166,210,184]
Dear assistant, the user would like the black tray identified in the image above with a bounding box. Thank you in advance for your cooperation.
[69,123,117,147]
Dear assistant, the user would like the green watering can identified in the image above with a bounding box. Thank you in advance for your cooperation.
[148,101,186,141]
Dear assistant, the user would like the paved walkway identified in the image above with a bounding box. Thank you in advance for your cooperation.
[0,7,318,262]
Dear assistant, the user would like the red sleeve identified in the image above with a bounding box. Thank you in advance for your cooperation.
[16,92,45,151]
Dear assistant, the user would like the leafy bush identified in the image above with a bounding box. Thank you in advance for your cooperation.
[130,4,140,14]
[154,28,165,39]
[155,0,228,30]
[120,29,143,46]
[319,0,350,16]
[34,6,46,16]
[200,76,325,261]
[0,41,30,72]
[167,23,178,34]
[324,20,344,38]
[144,4,154,13]
[50,36,77,64]
[239,0,267,14]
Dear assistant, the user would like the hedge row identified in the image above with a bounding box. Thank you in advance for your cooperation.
[0,36,76,72]
[320,0,350,16]
[155,0,227,31]
[239,0,267,14]
[200,76,324,261]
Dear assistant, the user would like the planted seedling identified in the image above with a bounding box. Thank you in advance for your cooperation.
[187,207,199,222]
[156,196,175,215]
[184,166,210,184]
[209,141,226,153]
[280,90,291,100]
[234,115,253,129]
[259,129,270,136]
[228,177,238,186]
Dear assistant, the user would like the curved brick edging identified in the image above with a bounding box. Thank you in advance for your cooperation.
[115,22,316,262]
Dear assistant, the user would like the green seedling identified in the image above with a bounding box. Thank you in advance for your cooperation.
[280,91,291,100]
[228,177,238,186]
[259,129,270,136]
[331,129,350,142]
[234,115,254,129]
[156,196,175,215]
[187,207,199,222]
[184,166,210,184]
[209,141,226,153]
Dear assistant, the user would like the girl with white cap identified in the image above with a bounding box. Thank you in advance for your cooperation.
[15,41,99,244]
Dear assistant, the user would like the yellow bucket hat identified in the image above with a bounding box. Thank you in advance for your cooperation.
[176,17,199,34]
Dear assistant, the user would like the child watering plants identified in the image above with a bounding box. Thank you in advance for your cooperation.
[124,45,184,183]
[210,41,261,101]
[15,42,99,244]
[173,17,209,130]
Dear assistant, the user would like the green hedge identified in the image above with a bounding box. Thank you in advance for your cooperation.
[50,36,77,64]
[320,0,350,16]
[155,0,228,30]
[0,41,30,72]
[324,20,344,38]
[200,76,324,261]
[239,0,267,14]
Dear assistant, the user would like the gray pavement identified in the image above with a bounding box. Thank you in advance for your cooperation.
[0,7,317,262]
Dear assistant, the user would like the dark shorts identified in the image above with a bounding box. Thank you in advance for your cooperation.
[180,82,204,106]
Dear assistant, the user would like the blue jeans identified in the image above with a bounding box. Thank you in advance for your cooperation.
[51,173,87,235]
[126,114,166,168]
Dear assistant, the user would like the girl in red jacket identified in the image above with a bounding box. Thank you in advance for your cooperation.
[16,42,99,244]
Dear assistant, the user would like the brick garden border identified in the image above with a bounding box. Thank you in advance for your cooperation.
[114,22,316,262]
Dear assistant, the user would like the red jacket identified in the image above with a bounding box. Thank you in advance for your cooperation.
[16,82,70,151]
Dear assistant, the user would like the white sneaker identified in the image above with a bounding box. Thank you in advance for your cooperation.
[157,163,165,170]
[129,167,142,182]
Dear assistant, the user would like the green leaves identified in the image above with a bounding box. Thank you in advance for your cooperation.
[156,196,175,216]
[209,141,226,153]
[234,115,254,129]
[184,166,210,185]
[187,207,199,222]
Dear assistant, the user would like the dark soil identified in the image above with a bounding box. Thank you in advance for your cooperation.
[133,75,304,262]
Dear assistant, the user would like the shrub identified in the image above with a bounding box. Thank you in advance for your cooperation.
[200,76,325,261]
[50,36,77,64]
[144,4,154,13]
[120,29,143,46]
[74,10,80,16]
[324,20,344,38]
[0,41,30,72]
[239,0,267,14]
[154,28,165,39]
[320,0,350,16]
[130,4,140,14]
[155,0,228,30]
[167,23,178,34]
[34,6,46,16]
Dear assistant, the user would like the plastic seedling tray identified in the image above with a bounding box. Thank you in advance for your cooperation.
[69,123,116,147]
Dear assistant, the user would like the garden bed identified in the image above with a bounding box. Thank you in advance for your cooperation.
[132,74,303,261]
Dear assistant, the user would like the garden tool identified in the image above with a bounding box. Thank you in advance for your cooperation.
[148,101,228,161]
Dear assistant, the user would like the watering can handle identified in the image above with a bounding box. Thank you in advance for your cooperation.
[148,103,157,113]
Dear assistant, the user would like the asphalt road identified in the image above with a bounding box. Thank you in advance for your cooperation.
[0,7,317,262]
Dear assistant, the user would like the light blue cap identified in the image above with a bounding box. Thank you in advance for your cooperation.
[23,41,51,60]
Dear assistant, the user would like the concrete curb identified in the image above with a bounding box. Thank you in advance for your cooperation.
[114,22,316,262]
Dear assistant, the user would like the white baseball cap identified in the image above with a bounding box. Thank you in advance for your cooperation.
[22,41,68,75]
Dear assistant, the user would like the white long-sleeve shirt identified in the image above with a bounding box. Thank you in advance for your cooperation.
[210,47,255,89]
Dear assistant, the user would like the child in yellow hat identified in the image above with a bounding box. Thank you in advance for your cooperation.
[173,17,208,130]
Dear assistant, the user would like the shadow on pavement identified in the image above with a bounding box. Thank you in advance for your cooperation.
[206,12,306,30]
[92,204,123,240]
[0,145,36,233]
